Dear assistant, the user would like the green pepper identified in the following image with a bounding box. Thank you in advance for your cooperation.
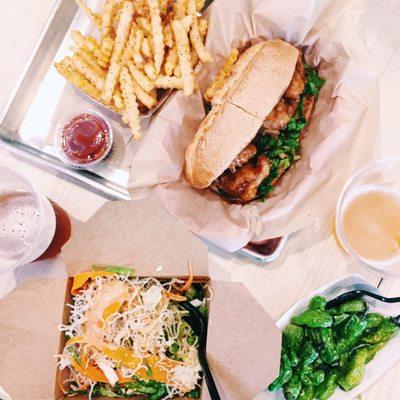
[308,370,325,386]
[299,365,313,386]
[305,327,323,346]
[366,341,388,363]
[340,299,367,314]
[365,313,384,329]
[283,373,302,400]
[268,353,292,392]
[291,310,333,328]
[313,356,324,369]
[300,341,319,366]
[320,328,338,364]
[329,299,367,315]
[297,385,314,400]
[283,324,304,367]
[362,318,399,344]
[314,370,338,400]
[342,315,368,338]
[309,296,327,311]
[332,313,349,326]
[338,351,349,369]
[338,348,368,391]
[273,299,399,400]
[337,315,368,353]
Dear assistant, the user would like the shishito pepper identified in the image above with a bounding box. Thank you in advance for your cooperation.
[268,353,293,391]
[338,348,368,391]
[283,373,302,400]
[364,313,384,330]
[319,328,338,364]
[362,318,399,344]
[332,313,349,326]
[300,366,324,387]
[328,299,367,315]
[283,324,304,367]
[309,296,327,311]
[269,294,399,400]
[365,341,388,363]
[300,341,319,366]
[297,384,314,400]
[336,314,368,354]
[314,370,338,400]
[291,310,333,328]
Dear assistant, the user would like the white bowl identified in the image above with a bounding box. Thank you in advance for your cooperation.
[255,274,400,400]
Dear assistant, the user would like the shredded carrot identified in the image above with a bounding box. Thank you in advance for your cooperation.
[165,290,187,302]
[173,261,194,292]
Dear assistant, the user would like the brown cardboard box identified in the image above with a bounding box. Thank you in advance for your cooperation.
[0,200,281,400]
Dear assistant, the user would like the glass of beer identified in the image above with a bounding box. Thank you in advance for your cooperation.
[336,158,400,277]
[0,166,57,274]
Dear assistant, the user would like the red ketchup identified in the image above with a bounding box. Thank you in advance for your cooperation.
[59,112,112,165]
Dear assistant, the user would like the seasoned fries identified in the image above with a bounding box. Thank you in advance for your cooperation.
[70,53,105,91]
[131,76,157,109]
[174,0,187,19]
[127,60,154,92]
[102,1,134,103]
[155,75,184,89]
[120,66,141,140]
[172,19,194,96]
[164,46,178,76]
[75,0,101,28]
[147,0,165,73]
[55,0,212,140]
[204,48,239,102]
[187,0,213,63]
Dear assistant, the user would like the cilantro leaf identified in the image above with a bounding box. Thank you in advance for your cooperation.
[304,63,325,96]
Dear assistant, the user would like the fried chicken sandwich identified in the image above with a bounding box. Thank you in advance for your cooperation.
[184,39,325,203]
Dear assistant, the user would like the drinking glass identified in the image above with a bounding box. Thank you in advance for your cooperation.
[335,158,400,277]
[0,165,56,274]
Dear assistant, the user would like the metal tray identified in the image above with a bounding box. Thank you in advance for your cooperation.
[0,0,287,263]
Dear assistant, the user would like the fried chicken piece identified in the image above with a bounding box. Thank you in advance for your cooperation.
[262,98,299,134]
[283,54,306,100]
[302,94,315,122]
[229,144,257,173]
[216,156,270,203]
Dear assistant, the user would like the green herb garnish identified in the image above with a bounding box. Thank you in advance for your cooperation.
[304,63,326,96]
[187,335,196,345]
[187,389,201,398]
[256,128,301,201]
[170,343,179,354]
[256,64,325,201]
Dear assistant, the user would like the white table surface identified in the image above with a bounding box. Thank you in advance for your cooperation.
[1,0,400,399]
